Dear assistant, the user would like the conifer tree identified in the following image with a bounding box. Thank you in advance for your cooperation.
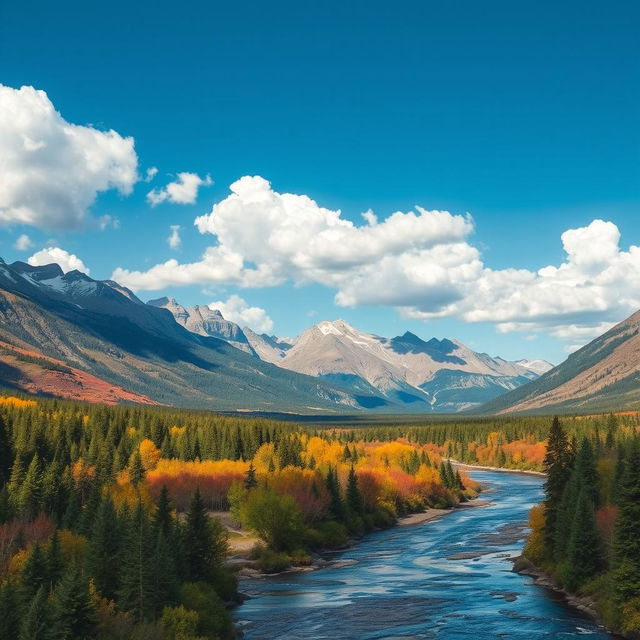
[543,417,573,552]
[326,466,346,521]
[21,543,49,603]
[0,581,21,639]
[87,497,121,600]
[129,451,145,486]
[564,488,603,591]
[47,529,64,589]
[0,416,12,483]
[117,501,154,621]
[244,462,258,490]
[347,466,364,515]
[51,566,96,640]
[184,487,227,583]
[19,586,52,640]
[613,441,640,606]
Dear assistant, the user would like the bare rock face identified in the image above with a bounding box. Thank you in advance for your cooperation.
[147,298,256,356]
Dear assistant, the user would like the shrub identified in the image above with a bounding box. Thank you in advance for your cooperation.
[179,582,234,640]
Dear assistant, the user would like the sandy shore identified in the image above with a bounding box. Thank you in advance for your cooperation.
[452,461,546,477]
[398,497,492,527]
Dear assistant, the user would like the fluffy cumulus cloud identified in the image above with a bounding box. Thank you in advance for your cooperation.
[14,234,33,251]
[208,294,274,334]
[0,84,138,230]
[28,247,90,274]
[112,176,640,347]
[147,172,213,206]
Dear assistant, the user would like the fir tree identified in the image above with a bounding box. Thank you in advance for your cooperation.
[87,497,121,600]
[184,487,227,583]
[543,417,573,552]
[613,441,640,606]
[244,462,258,490]
[326,466,346,521]
[346,466,364,515]
[563,488,603,591]
[19,586,52,640]
[47,529,64,589]
[51,566,96,640]
[21,543,49,603]
[117,501,155,621]
[0,581,21,639]
[129,451,145,486]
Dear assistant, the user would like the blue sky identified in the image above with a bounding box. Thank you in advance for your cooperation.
[1,0,639,364]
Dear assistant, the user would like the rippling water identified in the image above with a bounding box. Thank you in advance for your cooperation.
[234,470,613,639]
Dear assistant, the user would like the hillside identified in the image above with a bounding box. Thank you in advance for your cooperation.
[0,259,365,411]
[479,310,640,414]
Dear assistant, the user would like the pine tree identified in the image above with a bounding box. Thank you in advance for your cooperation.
[87,497,121,600]
[47,529,64,589]
[563,488,603,592]
[21,543,49,603]
[244,462,258,490]
[346,466,364,515]
[0,415,12,483]
[184,487,227,583]
[129,451,145,486]
[51,566,96,640]
[613,441,640,606]
[117,501,155,621]
[326,467,346,521]
[19,586,52,640]
[0,581,21,640]
[543,417,573,553]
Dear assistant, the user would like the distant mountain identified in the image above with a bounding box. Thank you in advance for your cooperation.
[148,297,257,356]
[479,311,640,414]
[157,305,552,412]
[0,259,366,411]
[270,320,551,412]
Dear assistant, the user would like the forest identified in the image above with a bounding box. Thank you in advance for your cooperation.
[0,394,638,639]
[522,415,640,635]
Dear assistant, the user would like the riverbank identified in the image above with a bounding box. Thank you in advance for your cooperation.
[451,461,546,477]
[232,496,489,579]
[512,557,631,639]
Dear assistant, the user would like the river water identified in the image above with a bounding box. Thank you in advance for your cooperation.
[234,470,613,639]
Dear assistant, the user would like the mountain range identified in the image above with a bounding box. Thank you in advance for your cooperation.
[16,257,640,415]
[0,259,360,412]
[151,298,552,412]
[0,259,557,412]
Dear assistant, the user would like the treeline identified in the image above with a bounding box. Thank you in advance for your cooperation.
[0,396,478,638]
[0,393,634,638]
[523,416,640,635]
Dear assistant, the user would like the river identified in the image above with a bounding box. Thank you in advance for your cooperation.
[234,470,614,639]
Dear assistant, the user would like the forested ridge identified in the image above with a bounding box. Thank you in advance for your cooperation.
[522,415,640,635]
[0,393,637,638]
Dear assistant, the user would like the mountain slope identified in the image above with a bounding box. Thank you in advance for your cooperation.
[479,311,640,414]
[148,297,257,355]
[273,320,545,411]
[0,260,367,411]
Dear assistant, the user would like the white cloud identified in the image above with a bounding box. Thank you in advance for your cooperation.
[168,225,181,250]
[28,247,90,274]
[208,294,274,333]
[0,84,138,230]
[147,172,213,206]
[144,167,158,182]
[97,214,120,231]
[14,234,33,251]
[111,176,640,348]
